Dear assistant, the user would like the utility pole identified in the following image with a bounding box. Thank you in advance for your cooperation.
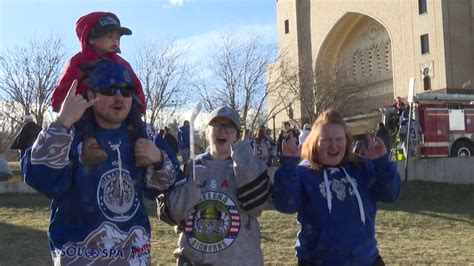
[404,78,415,183]
[272,115,276,142]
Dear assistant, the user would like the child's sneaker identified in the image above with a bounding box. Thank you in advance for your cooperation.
[83,138,107,165]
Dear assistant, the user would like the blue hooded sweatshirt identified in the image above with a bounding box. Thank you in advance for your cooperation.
[272,155,401,265]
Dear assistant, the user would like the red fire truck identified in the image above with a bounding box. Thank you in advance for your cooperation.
[414,93,474,158]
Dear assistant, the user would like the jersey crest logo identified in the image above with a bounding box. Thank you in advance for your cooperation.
[98,168,140,222]
[184,191,240,253]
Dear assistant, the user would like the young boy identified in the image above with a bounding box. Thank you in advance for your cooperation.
[51,11,150,166]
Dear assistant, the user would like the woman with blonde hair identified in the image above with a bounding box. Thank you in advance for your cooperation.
[272,108,401,265]
[158,106,270,265]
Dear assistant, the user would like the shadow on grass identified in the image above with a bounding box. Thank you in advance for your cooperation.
[0,192,50,209]
[378,181,474,224]
[0,221,51,265]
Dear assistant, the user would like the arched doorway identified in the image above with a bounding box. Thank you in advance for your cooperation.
[314,12,394,134]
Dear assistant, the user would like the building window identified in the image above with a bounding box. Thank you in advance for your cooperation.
[423,76,431,91]
[418,0,427,14]
[368,43,381,75]
[384,39,392,72]
[284,19,289,34]
[421,34,430,54]
[352,49,365,80]
[423,67,431,91]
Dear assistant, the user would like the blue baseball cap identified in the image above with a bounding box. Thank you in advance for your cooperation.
[83,60,135,91]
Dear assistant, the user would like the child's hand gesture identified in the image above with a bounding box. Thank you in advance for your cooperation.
[282,131,301,157]
[362,132,387,160]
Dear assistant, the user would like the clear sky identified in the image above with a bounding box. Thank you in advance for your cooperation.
[0,0,278,127]
[0,0,278,59]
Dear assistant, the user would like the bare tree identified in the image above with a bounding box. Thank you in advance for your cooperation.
[0,109,21,158]
[279,56,366,126]
[133,39,193,130]
[0,35,66,155]
[197,32,283,131]
[265,56,302,126]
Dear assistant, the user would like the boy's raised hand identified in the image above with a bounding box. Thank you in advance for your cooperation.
[57,80,99,128]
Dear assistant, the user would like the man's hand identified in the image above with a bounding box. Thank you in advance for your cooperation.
[135,138,162,164]
[57,80,99,128]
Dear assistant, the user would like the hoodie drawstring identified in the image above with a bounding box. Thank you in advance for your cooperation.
[110,142,124,201]
[323,167,366,225]
[342,167,366,225]
[323,169,332,214]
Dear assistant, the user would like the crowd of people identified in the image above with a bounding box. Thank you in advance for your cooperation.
[6,11,404,265]
[351,96,422,160]
[387,97,423,159]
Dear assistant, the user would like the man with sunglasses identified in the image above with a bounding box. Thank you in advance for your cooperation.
[22,60,177,265]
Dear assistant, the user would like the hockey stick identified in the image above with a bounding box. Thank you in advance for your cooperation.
[189,101,202,182]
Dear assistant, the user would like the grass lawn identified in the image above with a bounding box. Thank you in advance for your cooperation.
[0,181,473,265]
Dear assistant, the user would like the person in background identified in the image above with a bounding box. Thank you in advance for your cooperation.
[253,127,271,165]
[50,11,149,167]
[158,106,270,265]
[158,128,165,138]
[277,129,285,159]
[376,122,391,155]
[298,123,312,145]
[353,138,367,156]
[399,105,410,142]
[392,96,406,116]
[277,121,292,160]
[164,126,179,154]
[400,116,422,159]
[272,108,401,265]
[0,155,13,181]
[22,60,177,265]
[264,127,277,166]
[264,127,273,141]
[10,115,42,159]
[178,120,190,164]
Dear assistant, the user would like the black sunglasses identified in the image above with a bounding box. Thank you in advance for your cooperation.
[96,87,133,97]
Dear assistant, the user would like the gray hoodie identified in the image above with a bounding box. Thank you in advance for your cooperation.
[159,139,270,265]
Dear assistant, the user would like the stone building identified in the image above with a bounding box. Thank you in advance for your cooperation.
[268,0,474,135]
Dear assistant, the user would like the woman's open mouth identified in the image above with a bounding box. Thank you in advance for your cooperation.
[216,137,227,145]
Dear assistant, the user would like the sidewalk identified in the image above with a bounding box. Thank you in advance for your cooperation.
[2,157,473,193]
[0,176,36,193]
